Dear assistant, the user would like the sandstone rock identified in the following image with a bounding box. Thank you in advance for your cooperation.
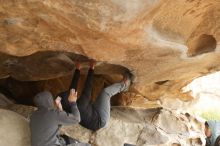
[0,1,218,144]
[152,0,220,56]
[55,107,164,146]
[136,124,168,146]
[5,104,206,146]
[187,34,217,57]
[0,93,14,107]
[5,104,36,120]
[0,109,30,146]
[0,0,220,102]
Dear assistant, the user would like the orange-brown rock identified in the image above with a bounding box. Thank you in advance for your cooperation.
[0,0,220,102]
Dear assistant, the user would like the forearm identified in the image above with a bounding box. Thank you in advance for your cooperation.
[70,69,80,90]
[57,102,81,126]
[69,102,81,122]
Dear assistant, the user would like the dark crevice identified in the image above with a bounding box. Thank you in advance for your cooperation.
[187,34,217,57]
[155,80,170,85]
[0,51,131,81]
[0,51,134,106]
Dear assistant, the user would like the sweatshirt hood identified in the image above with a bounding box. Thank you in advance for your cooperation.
[34,91,54,108]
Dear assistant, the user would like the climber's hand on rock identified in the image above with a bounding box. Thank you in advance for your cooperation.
[75,61,81,70]
[68,89,77,102]
[89,60,96,70]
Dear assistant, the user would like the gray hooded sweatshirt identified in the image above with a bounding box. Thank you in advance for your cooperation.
[207,120,220,146]
[30,91,90,146]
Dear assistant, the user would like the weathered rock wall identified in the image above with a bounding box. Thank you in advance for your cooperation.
[0,109,30,146]
[1,0,220,104]
[1,105,206,146]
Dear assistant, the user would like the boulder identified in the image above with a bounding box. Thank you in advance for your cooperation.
[0,109,30,146]
[0,93,14,107]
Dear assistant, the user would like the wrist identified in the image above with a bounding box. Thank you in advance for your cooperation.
[68,98,77,102]
[68,99,76,102]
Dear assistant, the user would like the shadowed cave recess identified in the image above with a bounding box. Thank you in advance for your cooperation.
[0,51,133,106]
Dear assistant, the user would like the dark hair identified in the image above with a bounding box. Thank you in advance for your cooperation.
[215,135,220,146]
[205,121,209,127]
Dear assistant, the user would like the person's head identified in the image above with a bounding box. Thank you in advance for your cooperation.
[205,121,212,138]
[34,91,56,109]
[34,91,64,111]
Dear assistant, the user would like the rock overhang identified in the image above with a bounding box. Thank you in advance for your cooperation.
[0,0,220,102]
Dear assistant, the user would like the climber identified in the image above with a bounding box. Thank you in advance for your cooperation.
[57,61,133,131]
[30,89,91,146]
[205,120,220,146]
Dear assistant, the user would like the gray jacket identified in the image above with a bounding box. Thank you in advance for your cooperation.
[207,120,220,146]
[30,91,90,146]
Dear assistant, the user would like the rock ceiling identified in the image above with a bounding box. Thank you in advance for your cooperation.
[1,0,220,101]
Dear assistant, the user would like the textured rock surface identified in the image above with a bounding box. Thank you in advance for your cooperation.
[4,105,206,146]
[0,93,14,107]
[63,107,206,146]
[0,0,220,102]
[0,109,30,146]
[1,1,217,145]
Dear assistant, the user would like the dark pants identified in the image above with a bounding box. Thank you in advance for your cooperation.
[58,69,124,131]
[58,69,98,129]
[59,69,97,130]
[59,134,91,146]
